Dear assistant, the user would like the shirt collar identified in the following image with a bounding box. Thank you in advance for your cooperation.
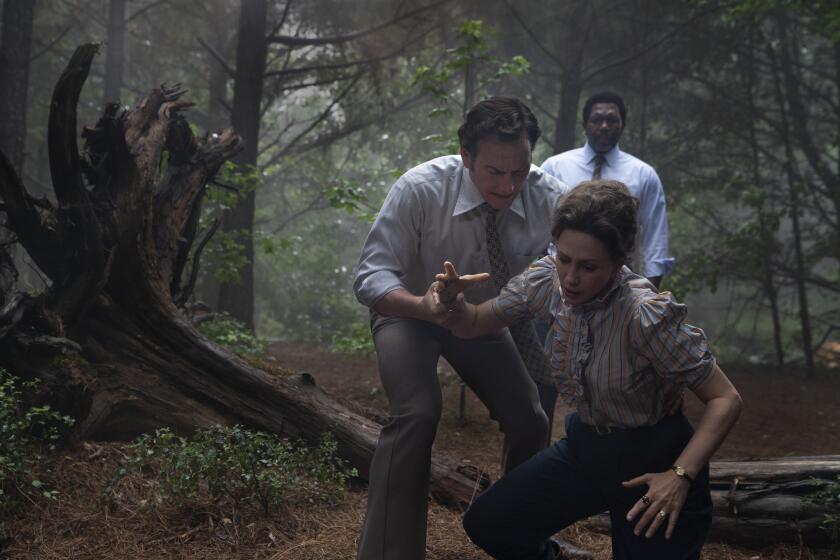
[582,142,621,169]
[453,160,526,219]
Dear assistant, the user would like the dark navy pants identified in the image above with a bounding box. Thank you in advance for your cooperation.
[463,412,712,560]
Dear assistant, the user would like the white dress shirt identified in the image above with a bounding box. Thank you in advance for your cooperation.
[541,143,674,278]
[354,155,569,308]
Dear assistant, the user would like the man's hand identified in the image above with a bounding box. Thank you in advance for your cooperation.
[434,261,490,304]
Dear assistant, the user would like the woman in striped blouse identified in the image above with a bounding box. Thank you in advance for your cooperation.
[429,180,742,560]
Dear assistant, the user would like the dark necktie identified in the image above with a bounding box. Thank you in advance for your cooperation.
[485,206,553,385]
[592,154,605,180]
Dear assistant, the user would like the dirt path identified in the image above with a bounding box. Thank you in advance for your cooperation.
[271,342,840,476]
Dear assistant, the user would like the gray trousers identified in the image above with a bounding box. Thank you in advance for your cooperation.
[357,312,549,560]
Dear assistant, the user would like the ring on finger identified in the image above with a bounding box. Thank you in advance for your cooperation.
[657,510,666,518]
[641,495,651,506]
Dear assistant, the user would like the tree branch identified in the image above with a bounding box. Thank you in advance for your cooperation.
[197,37,235,79]
[266,0,447,46]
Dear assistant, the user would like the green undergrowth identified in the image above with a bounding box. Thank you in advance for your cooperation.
[198,313,266,356]
[109,425,356,515]
[0,369,75,510]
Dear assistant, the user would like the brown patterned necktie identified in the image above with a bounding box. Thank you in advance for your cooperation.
[592,154,605,180]
[485,206,553,385]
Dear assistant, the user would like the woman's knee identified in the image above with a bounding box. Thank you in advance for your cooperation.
[462,496,496,549]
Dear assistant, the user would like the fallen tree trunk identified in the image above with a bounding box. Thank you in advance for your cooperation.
[585,455,840,548]
[0,44,487,510]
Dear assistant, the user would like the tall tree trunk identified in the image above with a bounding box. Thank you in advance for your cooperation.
[745,29,784,366]
[773,12,840,264]
[462,62,476,117]
[767,22,815,377]
[551,2,588,154]
[0,0,36,307]
[0,0,36,173]
[103,0,126,104]
[553,57,582,154]
[195,0,233,308]
[217,0,267,329]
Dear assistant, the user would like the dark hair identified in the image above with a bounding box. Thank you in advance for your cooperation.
[551,180,638,264]
[458,96,540,157]
[582,91,627,127]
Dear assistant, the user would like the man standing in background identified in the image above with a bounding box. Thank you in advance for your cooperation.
[353,97,567,560]
[541,91,673,287]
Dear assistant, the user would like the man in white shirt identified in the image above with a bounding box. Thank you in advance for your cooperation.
[541,91,674,287]
[353,97,567,560]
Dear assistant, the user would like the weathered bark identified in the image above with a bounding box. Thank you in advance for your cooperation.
[586,456,840,548]
[216,0,268,329]
[0,43,487,513]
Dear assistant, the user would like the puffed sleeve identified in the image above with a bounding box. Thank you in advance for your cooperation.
[630,292,715,389]
[491,256,555,324]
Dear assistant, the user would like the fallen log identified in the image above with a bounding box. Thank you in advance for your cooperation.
[585,455,840,548]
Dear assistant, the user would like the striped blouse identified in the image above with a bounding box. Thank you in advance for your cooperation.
[492,256,715,428]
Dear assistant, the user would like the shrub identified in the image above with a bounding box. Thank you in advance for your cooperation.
[124,425,355,514]
[0,369,74,509]
[198,313,266,356]
[331,320,374,355]
[812,475,840,554]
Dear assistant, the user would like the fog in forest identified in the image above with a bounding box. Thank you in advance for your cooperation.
[3,0,839,371]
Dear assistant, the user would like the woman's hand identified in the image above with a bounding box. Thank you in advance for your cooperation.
[421,261,490,328]
[433,261,490,304]
[622,470,692,539]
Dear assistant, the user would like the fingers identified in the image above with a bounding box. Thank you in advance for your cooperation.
[641,507,668,538]
[434,261,491,302]
[460,272,492,283]
[625,493,650,522]
[665,509,681,540]
[443,260,458,279]
[625,472,689,539]
[621,474,648,488]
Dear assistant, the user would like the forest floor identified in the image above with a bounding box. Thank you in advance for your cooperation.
[3,342,839,560]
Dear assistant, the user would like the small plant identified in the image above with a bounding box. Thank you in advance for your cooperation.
[812,475,840,554]
[123,425,355,514]
[331,321,374,355]
[198,313,266,356]
[0,369,75,509]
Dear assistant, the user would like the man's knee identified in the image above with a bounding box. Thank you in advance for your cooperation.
[390,404,443,446]
[507,405,549,444]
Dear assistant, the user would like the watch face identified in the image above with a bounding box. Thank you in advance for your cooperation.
[674,466,685,476]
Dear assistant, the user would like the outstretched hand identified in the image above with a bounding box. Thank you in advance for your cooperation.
[622,470,691,540]
[433,261,491,304]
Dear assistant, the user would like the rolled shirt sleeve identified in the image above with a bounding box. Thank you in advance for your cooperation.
[637,168,675,278]
[353,178,420,308]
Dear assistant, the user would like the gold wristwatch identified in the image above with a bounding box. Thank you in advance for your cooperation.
[671,465,694,483]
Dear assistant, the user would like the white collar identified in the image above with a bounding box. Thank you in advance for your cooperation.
[453,161,526,219]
